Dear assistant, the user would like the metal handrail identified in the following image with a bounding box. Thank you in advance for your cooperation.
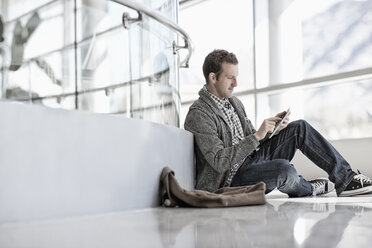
[110,0,193,67]
[8,67,175,102]
[3,0,193,68]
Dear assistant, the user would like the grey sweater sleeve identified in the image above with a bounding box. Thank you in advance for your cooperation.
[242,108,270,144]
[184,108,260,174]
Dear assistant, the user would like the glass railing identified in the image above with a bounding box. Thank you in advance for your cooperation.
[0,0,193,127]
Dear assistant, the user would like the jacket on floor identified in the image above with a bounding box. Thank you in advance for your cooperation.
[160,167,266,207]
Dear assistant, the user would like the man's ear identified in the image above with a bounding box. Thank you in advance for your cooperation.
[208,72,216,84]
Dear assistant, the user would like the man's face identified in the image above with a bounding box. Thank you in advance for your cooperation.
[213,62,239,99]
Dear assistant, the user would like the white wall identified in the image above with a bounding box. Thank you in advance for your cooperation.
[292,137,372,180]
[0,101,194,223]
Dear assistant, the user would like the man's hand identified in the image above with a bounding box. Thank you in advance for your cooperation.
[253,117,281,141]
[275,110,291,132]
[253,110,291,141]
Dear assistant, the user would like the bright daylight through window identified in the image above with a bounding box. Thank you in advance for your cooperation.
[179,0,372,140]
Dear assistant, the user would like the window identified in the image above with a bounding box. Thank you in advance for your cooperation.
[256,0,372,87]
[179,0,255,126]
[255,0,372,139]
[180,0,372,139]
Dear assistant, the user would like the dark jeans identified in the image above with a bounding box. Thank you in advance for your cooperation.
[231,120,355,197]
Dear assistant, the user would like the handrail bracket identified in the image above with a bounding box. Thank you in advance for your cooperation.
[172,41,190,68]
[122,11,142,29]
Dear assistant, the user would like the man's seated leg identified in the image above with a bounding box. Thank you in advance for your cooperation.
[231,158,334,197]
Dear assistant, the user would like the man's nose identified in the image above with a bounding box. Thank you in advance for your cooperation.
[232,77,237,87]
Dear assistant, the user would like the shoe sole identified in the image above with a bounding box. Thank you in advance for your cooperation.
[339,185,372,197]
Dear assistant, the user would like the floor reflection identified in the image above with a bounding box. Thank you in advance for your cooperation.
[1,198,372,248]
[157,199,372,248]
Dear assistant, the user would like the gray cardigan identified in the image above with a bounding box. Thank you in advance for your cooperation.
[184,88,260,192]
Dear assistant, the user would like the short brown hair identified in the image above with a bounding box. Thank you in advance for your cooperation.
[202,49,238,83]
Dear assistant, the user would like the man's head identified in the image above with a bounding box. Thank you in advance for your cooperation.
[203,49,239,99]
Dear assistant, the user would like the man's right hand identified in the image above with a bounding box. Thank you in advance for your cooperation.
[254,117,282,141]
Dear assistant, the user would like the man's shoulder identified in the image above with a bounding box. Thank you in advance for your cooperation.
[229,96,245,112]
[189,97,206,108]
[230,95,243,105]
[184,98,217,127]
[186,98,212,118]
[185,92,207,108]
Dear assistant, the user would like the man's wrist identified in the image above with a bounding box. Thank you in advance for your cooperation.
[253,132,262,141]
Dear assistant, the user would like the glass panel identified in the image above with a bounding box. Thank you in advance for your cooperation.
[127,0,180,126]
[29,48,75,97]
[76,0,177,44]
[145,0,177,17]
[255,0,372,88]
[76,0,136,43]
[1,0,182,127]
[180,102,192,129]
[256,78,372,140]
[3,0,73,62]
[3,64,32,100]
[130,77,179,126]
[179,0,255,97]
[76,28,130,113]
[3,46,75,101]
[129,15,176,80]
[34,95,76,110]
[5,0,53,21]
[132,103,179,126]
[0,69,2,97]
[24,2,71,59]
[77,29,130,91]
[78,86,129,114]
[1,0,74,102]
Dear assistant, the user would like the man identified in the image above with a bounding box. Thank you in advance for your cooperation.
[184,49,372,197]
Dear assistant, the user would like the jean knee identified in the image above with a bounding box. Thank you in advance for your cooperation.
[276,160,298,181]
[276,159,294,174]
[287,119,310,137]
[289,119,307,129]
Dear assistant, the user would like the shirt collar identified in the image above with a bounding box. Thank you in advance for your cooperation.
[202,85,230,110]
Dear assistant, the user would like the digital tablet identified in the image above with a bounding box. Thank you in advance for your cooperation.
[269,108,291,139]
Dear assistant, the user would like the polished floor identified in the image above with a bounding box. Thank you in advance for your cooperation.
[1,190,372,248]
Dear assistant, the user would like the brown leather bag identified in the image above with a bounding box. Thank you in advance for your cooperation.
[160,167,266,208]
